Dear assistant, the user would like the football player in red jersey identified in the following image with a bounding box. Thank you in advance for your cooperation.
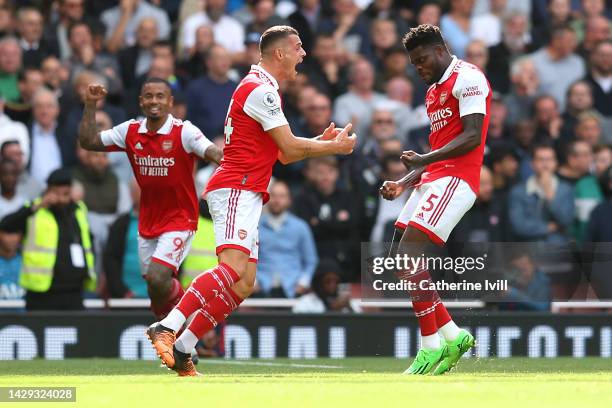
[380,24,491,375]
[78,80,223,332]
[145,26,356,376]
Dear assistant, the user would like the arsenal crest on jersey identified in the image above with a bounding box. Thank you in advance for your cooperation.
[439,91,448,105]
[162,139,173,152]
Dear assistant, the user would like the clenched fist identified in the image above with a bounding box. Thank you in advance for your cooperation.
[85,84,108,104]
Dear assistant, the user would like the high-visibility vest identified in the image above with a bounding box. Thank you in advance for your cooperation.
[20,199,96,292]
[181,217,217,287]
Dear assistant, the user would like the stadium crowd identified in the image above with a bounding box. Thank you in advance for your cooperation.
[0,0,611,312]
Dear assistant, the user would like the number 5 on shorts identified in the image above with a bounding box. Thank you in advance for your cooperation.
[421,194,439,212]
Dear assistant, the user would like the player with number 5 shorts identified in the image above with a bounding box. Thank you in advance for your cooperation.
[379,24,491,375]
[147,26,357,376]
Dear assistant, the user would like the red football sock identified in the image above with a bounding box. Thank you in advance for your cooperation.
[434,301,452,327]
[151,278,184,320]
[398,267,442,336]
[186,288,243,339]
[176,263,240,318]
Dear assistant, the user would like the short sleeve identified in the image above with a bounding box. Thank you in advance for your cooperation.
[243,84,289,131]
[181,121,214,157]
[100,120,132,150]
[452,68,490,117]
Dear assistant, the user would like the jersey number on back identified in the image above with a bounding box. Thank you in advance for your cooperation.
[224,99,234,145]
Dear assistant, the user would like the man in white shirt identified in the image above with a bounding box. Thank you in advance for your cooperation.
[29,89,63,184]
[0,98,29,165]
[181,0,245,62]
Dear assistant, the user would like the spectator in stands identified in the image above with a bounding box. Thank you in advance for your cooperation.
[287,0,322,56]
[575,110,605,146]
[29,88,74,184]
[450,166,511,243]
[0,140,42,200]
[487,12,535,94]
[364,18,399,69]
[369,153,410,243]
[294,93,333,139]
[40,56,67,96]
[509,143,575,243]
[513,119,538,180]
[292,258,357,313]
[499,249,551,311]
[533,95,563,143]
[101,0,170,53]
[104,180,146,298]
[245,0,287,34]
[571,0,609,43]
[0,169,96,310]
[556,140,603,243]
[487,92,510,147]
[469,0,506,47]
[318,0,371,57]
[560,81,595,142]
[489,145,519,195]
[416,1,441,27]
[44,0,88,61]
[257,180,318,298]
[294,157,359,280]
[182,0,246,63]
[0,37,23,103]
[530,25,586,111]
[375,44,409,90]
[594,144,612,177]
[503,57,541,124]
[66,21,122,97]
[186,44,237,139]
[0,229,23,300]
[361,0,409,35]
[0,98,29,162]
[465,40,488,71]
[584,39,612,117]
[0,159,26,219]
[440,0,476,59]
[576,15,610,60]
[532,0,573,48]
[17,7,58,68]
[73,146,131,274]
[181,25,215,78]
[300,33,348,99]
[384,76,429,141]
[3,67,43,125]
[118,18,159,89]
[333,58,388,144]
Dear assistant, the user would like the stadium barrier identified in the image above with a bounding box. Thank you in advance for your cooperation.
[0,312,610,360]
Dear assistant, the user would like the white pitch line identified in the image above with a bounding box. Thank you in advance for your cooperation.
[203,360,344,369]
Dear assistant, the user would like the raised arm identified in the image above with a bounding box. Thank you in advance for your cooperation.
[78,84,108,151]
[269,123,356,164]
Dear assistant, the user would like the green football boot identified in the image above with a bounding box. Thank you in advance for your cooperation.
[432,329,476,375]
[402,344,448,375]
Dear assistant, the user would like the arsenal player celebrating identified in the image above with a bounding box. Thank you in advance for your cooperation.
[380,25,491,375]
[78,79,222,322]
[147,25,356,376]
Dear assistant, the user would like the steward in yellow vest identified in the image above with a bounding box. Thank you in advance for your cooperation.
[180,202,217,288]
[0,169,96,310]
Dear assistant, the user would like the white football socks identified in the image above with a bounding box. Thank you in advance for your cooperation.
[438,320,461,341]
[160,309,186,333]
[421,333,441,350]
[175,329,199,354]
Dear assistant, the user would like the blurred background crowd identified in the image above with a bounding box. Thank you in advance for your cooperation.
[0,0,611,313]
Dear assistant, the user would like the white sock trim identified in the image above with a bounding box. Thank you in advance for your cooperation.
[160,308,186,333]
[175,329,199,354]
[421,333,441,350]
[438,320,461,341]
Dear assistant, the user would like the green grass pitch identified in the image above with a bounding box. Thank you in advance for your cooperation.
[1,358,611,408]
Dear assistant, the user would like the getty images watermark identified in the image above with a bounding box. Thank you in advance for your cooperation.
[368,252,509,293]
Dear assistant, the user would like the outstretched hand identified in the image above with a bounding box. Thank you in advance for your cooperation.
[320,122,343,141]
[334,123,356,155]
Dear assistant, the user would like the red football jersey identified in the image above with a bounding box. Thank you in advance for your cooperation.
[101,114,213,238]
[205,65,289,203]
[418,57,491,194]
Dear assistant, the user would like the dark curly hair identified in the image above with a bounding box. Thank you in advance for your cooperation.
[402,24,445,52]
